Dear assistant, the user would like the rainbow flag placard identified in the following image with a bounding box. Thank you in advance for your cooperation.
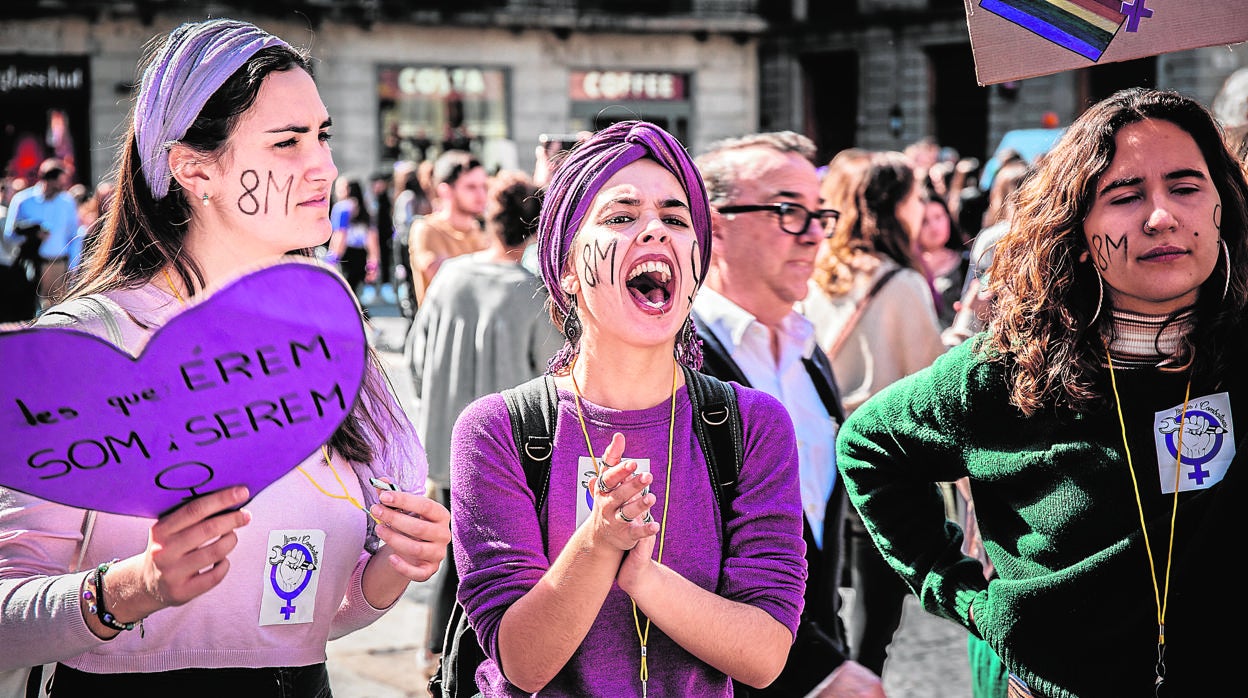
[979,0,1125,60]
[965,0,1248,86]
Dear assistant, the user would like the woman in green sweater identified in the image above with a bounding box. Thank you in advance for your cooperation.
[836,87,1248,698]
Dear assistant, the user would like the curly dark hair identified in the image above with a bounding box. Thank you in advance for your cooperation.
[486,170,539,248]
[984,88,1248,416]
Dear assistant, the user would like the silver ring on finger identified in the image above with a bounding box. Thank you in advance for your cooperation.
[617,508,635,523]
[596,476,616,495]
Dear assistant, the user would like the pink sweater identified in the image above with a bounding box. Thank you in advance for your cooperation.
[0,280,426,673]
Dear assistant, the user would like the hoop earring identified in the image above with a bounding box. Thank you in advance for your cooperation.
[1089,265,1105,327]
[673,315,703,370]
[1221,237,1231,303]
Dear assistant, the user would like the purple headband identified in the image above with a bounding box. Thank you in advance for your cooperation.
[536,120,712,321]
[135,19,289,200]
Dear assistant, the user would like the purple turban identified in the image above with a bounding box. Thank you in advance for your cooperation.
[134,19,289,200]
[536,120,712,323]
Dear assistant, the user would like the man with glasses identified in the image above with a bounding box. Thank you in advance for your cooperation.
[692,132,884,697]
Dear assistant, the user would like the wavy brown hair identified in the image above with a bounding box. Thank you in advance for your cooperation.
[983,88,1248,416]
[814,150,922,297]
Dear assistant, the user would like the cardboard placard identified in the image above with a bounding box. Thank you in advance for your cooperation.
[965,0,1248,86]
[0,261,367,518]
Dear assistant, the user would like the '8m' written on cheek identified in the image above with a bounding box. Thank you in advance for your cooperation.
[238,170,294,215]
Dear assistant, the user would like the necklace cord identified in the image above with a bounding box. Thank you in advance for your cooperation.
[570,358,678,691]
[162,268,186,305]
[1106,350,1190,661]
[164,270,377,524]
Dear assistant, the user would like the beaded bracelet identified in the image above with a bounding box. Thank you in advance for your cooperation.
[82,560,144,637]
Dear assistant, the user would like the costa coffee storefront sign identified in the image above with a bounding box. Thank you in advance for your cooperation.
[569,71,687,102]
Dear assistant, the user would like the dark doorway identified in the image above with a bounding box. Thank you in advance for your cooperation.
[1078,56,1158,109]
[926,43,990,163]
[800,51,859,166]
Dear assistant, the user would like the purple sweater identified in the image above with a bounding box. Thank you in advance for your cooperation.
[450,382,807,697]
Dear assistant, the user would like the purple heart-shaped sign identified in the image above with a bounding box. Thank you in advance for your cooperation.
[0,261,366,518]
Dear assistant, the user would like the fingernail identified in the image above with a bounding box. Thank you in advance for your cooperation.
[380,491,395,504]
[234,486,249,501]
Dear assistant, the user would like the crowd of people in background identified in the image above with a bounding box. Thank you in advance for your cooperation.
[0,159,114,322]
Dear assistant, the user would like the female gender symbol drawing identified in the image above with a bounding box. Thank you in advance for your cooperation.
[268,541,317,620]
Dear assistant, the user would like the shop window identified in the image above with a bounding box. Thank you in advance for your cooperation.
[378,65,511,170]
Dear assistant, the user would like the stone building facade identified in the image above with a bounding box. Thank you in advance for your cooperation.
[0,0,1243,189]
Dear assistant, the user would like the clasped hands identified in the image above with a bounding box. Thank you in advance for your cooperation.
[590,432,662,586]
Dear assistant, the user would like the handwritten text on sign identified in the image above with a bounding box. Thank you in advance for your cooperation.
[0,261,367,518]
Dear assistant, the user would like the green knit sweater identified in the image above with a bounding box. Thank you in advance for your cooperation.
[837,337,1243,697]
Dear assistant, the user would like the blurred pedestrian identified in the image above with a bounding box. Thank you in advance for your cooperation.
[405,169,562,676]
[407,150,488,306]
[327,176,381,311]
[3,157,78,312]
[0,176,38,322]
[368,171,398,305]
[916,184,970,329]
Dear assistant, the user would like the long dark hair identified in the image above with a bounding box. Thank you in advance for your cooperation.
[985,88,1248,415]
[341,179,372,227]
[816,150,923,297]
[68,43,400,467]
[74,46,312,299]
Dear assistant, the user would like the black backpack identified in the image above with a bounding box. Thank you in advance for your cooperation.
[428,366,744,698]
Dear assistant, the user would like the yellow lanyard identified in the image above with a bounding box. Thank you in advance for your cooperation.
[301,445,382,525]
[163,269,377,524]
[1106,350,1190,690]
[570,359,678,697]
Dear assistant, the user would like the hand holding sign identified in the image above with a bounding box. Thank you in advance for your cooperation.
[0,260,367,518]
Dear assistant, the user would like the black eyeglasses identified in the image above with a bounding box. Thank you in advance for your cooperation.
[716,202,840,237]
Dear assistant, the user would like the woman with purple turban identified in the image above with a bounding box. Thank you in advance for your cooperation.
[0,18,448,694]
[448,121,806,696]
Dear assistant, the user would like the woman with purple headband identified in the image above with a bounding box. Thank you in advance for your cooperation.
[448,120,806,696]
[0,18,448,695]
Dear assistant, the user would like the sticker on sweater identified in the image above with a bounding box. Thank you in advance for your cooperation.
[576,456,650,528]
[1154,391,1234,494]
[259,529,325,625]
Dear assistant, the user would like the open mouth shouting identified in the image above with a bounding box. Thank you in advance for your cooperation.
[626,257,675,315]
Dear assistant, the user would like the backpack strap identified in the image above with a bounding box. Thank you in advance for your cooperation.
[431,375,560,698]
[501,374,559,520]
[37,294,126,350]
[682,366,743,558]
[802,347,847,425]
